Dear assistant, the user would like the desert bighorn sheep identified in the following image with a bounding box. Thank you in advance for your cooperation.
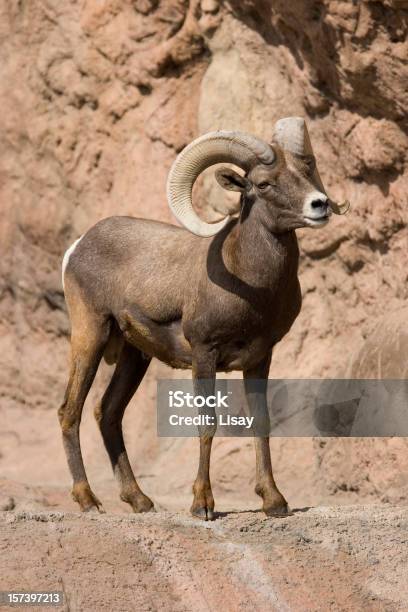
[60,117,349,519]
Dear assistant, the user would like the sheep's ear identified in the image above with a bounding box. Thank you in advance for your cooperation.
[215,167,250,192]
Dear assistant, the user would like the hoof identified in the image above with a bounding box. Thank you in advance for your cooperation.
[83,504,106,514]
[255,485,290,518]
[190,506,215,521]
[263,504,292,518]
[134,502,155,514]
[121,492,154,514]
[72,484,104,514]
[191,480,215,521]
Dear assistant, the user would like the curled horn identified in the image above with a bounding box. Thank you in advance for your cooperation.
[273,117,350,215]
[166,131,275,237]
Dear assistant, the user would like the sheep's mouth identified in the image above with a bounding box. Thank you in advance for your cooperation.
[304,215,330,227]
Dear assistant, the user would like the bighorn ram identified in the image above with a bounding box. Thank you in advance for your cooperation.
[60,117,349,519]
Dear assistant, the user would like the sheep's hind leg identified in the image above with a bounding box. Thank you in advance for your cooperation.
[190,347,217,521]
[244,352,290,517]
[58,312,110,513]
[95,342,154,513]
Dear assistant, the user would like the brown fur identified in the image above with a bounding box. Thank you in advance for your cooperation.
[59,147,331,519]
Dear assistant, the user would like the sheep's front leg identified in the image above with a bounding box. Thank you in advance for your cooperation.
[244,353,290,517]
[190,347,217,521]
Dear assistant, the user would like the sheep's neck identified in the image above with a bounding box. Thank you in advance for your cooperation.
[224,203,300,289]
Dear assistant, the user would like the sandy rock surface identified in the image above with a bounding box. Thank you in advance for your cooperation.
[1,0,407,511]
[1,505,408,611]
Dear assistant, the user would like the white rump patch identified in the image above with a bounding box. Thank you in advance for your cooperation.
[62,236,83,291]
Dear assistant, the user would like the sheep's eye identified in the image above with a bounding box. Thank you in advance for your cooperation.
[257,182,270,190]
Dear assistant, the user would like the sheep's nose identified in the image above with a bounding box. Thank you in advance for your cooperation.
[310,198,328,210]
